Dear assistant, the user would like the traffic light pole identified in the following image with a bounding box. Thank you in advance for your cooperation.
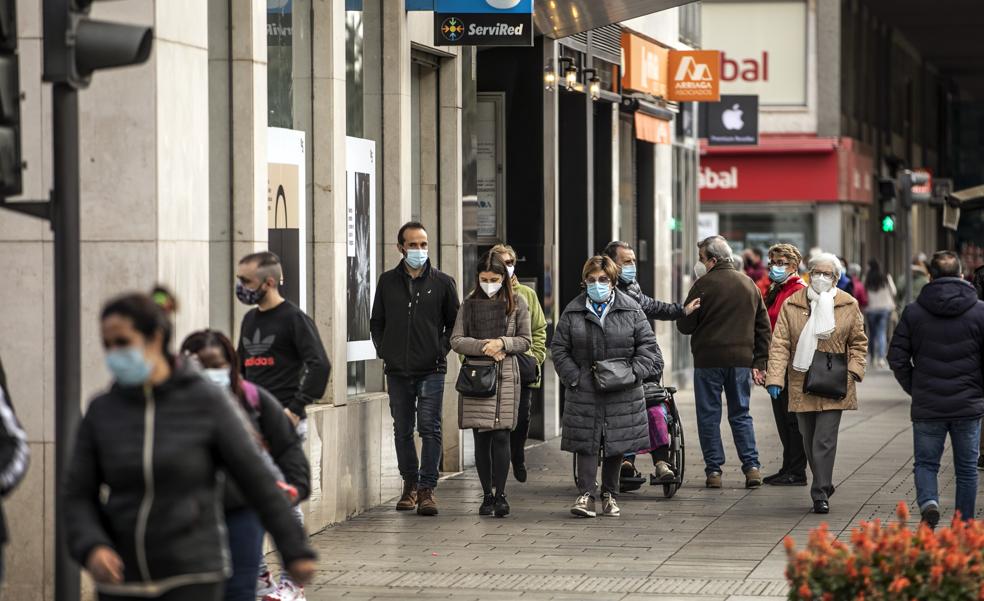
[903,202,913,307]
[52,81,81,601]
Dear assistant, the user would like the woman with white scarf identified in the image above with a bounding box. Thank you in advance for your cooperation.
[765,253,868,514]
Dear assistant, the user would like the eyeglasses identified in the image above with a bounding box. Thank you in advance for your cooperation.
[811,270,835,279]
[769,260,790,268]
[585,276,612,285]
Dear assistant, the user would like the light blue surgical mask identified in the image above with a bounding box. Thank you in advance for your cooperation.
[404,248,428,269]
[106,347,152,387]
[619,264,637,284]
[586,282,612,303]
[769,265,791,284]
[202,368,232,389]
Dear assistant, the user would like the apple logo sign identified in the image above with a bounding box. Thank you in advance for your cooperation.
[486,0,522,8]
[721,103,744,131]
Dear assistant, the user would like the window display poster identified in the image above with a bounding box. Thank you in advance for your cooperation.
[475,100,498,239]
[267,127,307,312]
[346,137,377,362]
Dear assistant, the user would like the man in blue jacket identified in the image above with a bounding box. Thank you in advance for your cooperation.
[888,250,984,527]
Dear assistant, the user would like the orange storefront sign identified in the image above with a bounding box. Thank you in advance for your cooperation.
[635,113,671,145]
[668,50,722,102]
[621,31,669,98]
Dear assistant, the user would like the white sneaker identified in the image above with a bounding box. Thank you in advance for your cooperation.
[263,579,306,601]
[256,570,277,597]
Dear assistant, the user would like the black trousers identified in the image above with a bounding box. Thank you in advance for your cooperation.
[99,583,223,601]
[474,429,511,495]
[510,387,534,466]
[576,452,622,497]
[770,379,807,478]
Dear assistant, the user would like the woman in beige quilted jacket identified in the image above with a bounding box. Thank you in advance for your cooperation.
[765,252,868,515]
[451,252,531,518]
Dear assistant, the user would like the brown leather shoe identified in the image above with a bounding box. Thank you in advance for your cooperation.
[396,480,417,511]
[417,487,439,516]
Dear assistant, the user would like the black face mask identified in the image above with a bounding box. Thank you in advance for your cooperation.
[235,281,267,306]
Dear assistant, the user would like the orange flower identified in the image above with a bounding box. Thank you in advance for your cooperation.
[930,564,944,584]
[798,583,813,600]
[896,501,910,521]
[784,536,796,552]
[888,576,911,594]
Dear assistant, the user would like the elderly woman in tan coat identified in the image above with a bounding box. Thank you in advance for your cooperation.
[766,252,868,514]
[451,251,531,518]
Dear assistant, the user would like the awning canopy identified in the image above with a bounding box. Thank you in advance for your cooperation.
[534,0,695,39]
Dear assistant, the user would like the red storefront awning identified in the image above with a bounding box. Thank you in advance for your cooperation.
[698,135,874,204]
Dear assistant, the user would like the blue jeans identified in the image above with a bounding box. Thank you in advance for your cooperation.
[387,373,445,489]
[913,419,981,521]
[224,508,265,601]
[694,367,760,475]
[866,309,891,360]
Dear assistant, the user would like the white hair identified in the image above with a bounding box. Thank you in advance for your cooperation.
[700,236,734,263]
[808,252,843,279]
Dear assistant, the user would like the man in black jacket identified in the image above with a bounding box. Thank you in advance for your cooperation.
[888,251,984,527]
[370,222,459,516]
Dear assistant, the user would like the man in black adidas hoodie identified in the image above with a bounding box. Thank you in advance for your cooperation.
[370,222,459,516]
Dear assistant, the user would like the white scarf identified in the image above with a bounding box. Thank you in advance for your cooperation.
[792,286,839,372]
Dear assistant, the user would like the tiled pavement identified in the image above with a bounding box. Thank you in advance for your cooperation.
[296,372,983,600]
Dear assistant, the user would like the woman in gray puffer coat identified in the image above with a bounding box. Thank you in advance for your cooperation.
[451,252,531,518]
[552,256,663,518]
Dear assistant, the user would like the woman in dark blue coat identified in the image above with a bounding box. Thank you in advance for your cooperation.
[551,256,662,519]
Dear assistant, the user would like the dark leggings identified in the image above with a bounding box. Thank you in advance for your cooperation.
[99,583,223,601]
[474,429,511,496]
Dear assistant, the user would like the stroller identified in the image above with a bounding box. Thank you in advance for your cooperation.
[572,382,686,499]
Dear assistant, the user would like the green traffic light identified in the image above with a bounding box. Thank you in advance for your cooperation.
[881,215,895,233]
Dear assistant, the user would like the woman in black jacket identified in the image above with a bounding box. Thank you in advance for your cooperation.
[551,256,663,519]
[180,330,310,601]
[64,293,316,601]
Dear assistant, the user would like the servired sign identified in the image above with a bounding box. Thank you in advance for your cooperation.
[668,50,721,102]
[434,0,533,46]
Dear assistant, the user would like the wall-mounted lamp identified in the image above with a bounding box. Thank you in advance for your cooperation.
[560,57,578,91]
[543,63,556,91]
[583,68,601,100]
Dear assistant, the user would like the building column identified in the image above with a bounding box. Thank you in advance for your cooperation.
[381,0,412,267]
[540,38,561,439]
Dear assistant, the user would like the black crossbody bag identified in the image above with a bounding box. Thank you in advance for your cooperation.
[803,348,848,400]
[456,359,498,398]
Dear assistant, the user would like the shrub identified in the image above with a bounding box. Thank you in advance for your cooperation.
[784,502,984,600]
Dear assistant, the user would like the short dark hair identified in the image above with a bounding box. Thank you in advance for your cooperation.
[928,251,962,279]
[602,241,633,261]
[239,251,283,285]
[101,293,174,361]
[180,329,248,411]
[398,221,427,246]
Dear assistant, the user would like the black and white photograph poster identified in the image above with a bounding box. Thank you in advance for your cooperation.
[267,127,308,312]
[346,136,377,362]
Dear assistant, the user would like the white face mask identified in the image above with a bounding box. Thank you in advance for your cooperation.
[506,265,515,279]
[694,262,708,279]
[481,282,503,297]
[811,274,834,294]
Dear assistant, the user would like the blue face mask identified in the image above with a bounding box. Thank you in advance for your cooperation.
[202,368,231,389]
[619,265,637,284]
[586,282,612,303]
[404,248,428,269]
[769,265,791,284]
[106,347,152,387]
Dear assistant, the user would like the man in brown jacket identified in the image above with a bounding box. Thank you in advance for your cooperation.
[677,236,772,489]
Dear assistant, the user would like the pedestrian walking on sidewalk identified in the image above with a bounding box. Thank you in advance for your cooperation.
[766,253,868,514]
[180,330,311,601]
[552,256,662,518]
[0,355,30,585]
[888,251,984,527]
[676,236,770,489]
[235,251,329,601]
[490,244,546,483]
[761,244,809,487]
[864,259,896,369]
[371,222,460,516]
[451,252,531,517]
[604,240,700,484]
[65,293,316,601]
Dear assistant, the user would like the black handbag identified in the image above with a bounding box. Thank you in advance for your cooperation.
[456,359,498,398]
[516,353,539,386]
[803,350,848,400]
[592,359,637,392]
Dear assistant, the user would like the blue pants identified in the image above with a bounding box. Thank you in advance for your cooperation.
[866,309,891,360]
[224,508,265,601]
[387,373,445,490]
[694,367,760,476]
[913,419,981,521]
